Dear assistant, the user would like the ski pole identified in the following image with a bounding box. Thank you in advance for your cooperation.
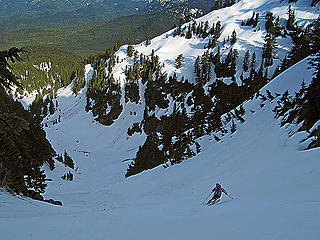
[203,192,213,204]
[226,194,234,200]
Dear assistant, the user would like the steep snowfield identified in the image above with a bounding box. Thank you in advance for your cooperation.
[1,58,320,240]
[1,0,320,239]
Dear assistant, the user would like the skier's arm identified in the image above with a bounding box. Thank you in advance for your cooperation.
[222,188,228,195]
[211,187,216,193]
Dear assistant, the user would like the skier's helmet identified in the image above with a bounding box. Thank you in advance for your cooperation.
[216,183,221,188]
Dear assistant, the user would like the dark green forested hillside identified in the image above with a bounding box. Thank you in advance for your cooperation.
[8,46,85,123]
[0,47,56,200]
[10,46,85,96]
[0,13,176,56]
[0,0,210,56]
[0,0,147,32]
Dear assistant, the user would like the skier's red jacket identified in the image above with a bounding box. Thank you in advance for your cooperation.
[212,187,227,197]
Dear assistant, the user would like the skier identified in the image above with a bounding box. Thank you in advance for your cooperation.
[207,183,228,205]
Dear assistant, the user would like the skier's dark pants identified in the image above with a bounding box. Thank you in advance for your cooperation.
[209,193,221,203]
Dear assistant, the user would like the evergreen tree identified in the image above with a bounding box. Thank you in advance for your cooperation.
[127,44,134,57]
[310,16,320,53]
[175,54,184,69]
[202,21,210,38]
[0,47,24,89]
[209,22,215,35]
[126,133,166,177]
[214,46,221,65]
[231,30,237,45]
[300,53,320,129]
[145,37,151,46]
[274,16,282,37]
[49,99,55,115]
[63,150,74,169]
[213,46,223,77]
[194,56,201,83]
[72,66,86,95]
[243,12,257,27]
[243,50,250,72]
[192,21,197,33]
[265,12,275,34]
[0,48,55,199]
[287,6,296,31]
[230,49,239,77]
[254,12,260,27]
[201,51,211,84]
[224,48,239,78]
[186,24,193,39]
[86,58,123,126]
[215,21,222,40]
[175,15,185,36]
[250,51,257,78]
[263,32,277,67]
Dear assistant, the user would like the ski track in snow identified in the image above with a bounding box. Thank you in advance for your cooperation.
[1,1,320,239]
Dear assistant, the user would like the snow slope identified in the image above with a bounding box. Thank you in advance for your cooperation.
[1,1,320,239]
[1,57,320,240]
[113,0,319,86]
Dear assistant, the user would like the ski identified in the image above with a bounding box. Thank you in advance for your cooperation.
[207,199,220,206]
